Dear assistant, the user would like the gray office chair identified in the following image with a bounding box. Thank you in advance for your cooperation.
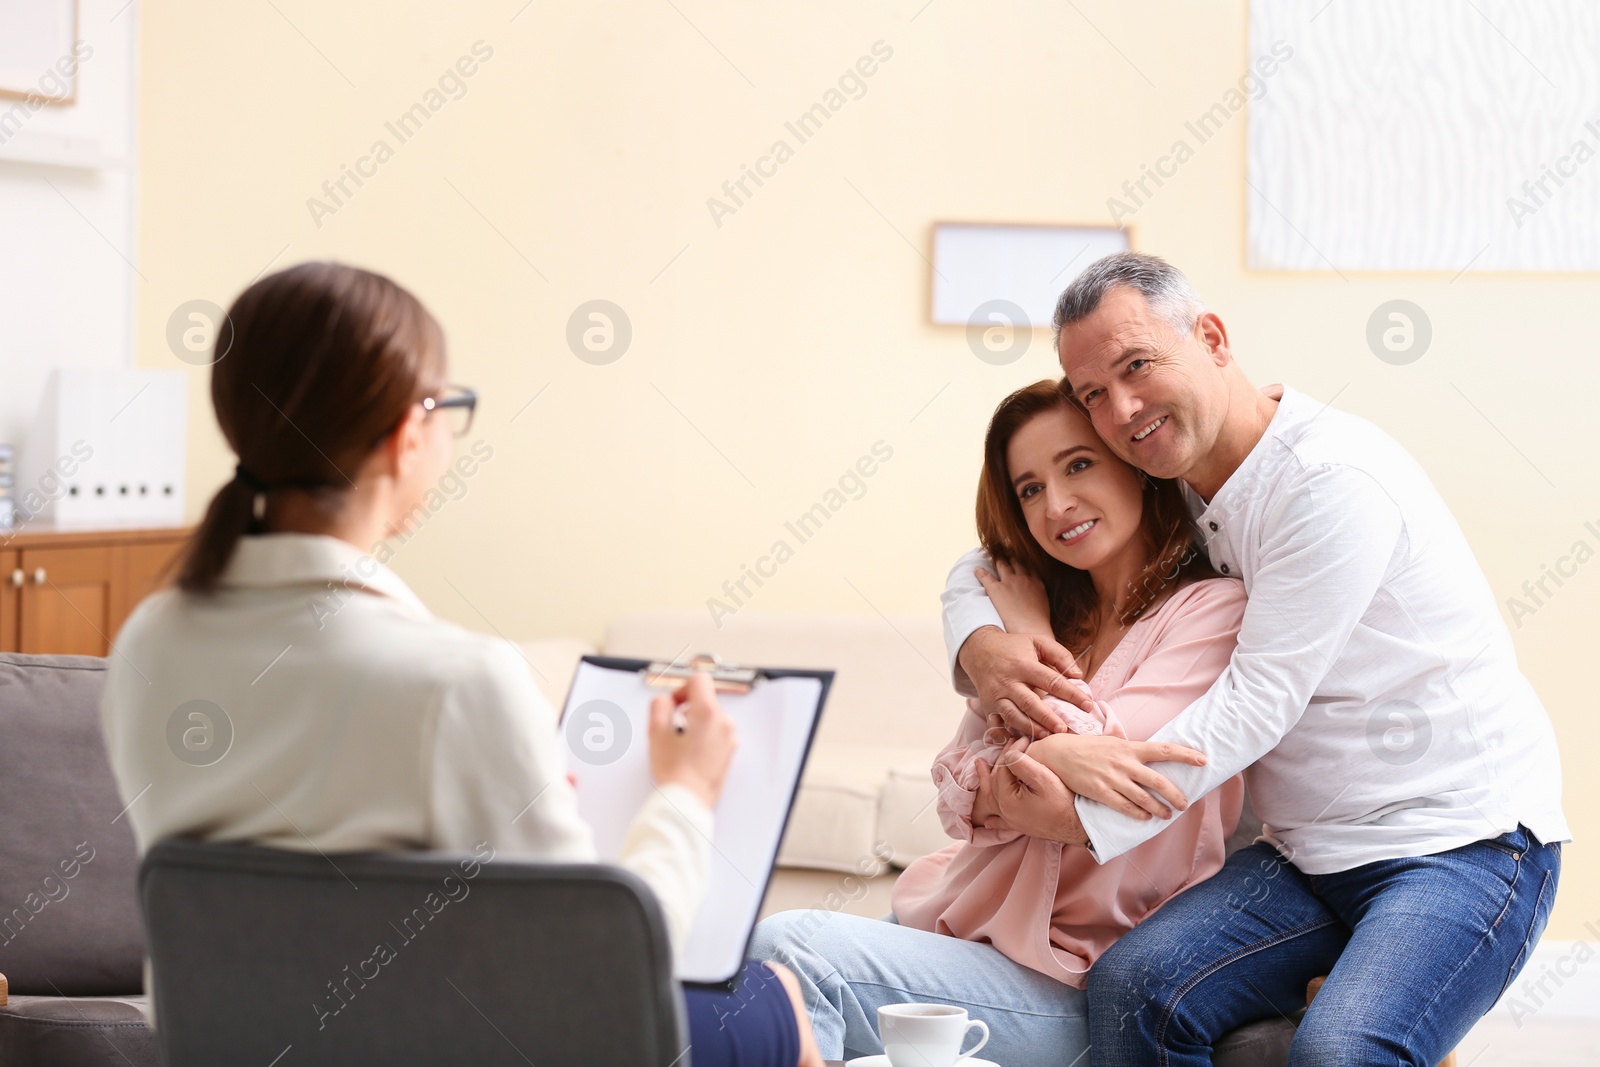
[139,839,691,1067]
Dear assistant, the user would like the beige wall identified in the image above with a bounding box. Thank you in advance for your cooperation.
[136,1,1598,936]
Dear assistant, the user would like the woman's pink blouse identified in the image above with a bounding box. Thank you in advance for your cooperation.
[891,577,1248,989]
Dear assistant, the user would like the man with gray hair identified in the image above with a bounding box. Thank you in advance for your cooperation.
[942,251,1567,1064]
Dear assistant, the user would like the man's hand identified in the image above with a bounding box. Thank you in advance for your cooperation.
[1024,733,1206,821]
[990,738,1089,846]
[957,626,1093,739]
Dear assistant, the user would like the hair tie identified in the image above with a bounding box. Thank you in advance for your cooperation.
[234,464,270,493]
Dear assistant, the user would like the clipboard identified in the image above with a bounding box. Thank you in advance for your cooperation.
[557,652,834,988]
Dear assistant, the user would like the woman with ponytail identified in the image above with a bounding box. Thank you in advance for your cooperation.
[101,262,823,1067]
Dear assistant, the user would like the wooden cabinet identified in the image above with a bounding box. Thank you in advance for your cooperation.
[0,549,16,652]
[0,525,189,656]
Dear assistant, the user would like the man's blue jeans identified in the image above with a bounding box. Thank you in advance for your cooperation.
[1087,826,1561,1066]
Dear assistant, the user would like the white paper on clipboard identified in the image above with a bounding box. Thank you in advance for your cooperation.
[558,656,829,985]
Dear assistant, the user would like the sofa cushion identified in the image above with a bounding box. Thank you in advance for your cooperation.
[779,746,941,872]
[0,995,157,1066]
[516,636,599,709]
[877,765,951,869]
[0,654,144,995]
[778,776,884,874]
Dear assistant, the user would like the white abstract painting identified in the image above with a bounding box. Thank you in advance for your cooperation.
[1249,0,1600,272]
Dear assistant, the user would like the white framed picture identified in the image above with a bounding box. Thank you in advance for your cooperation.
[0,0,79,104]
[1249,0,1600,272]
[930,221,1132,327]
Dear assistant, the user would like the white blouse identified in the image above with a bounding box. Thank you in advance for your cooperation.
[101,533,712,952]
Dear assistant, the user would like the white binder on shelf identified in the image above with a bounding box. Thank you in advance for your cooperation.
[558,653,833,987]
[15,368,187,527]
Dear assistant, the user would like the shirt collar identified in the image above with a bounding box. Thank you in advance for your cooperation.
[1272,385,1317,427]
[218,533,431,618]
[1184,385,1312,519]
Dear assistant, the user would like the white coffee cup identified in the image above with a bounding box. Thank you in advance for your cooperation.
[878,1003,990,1067]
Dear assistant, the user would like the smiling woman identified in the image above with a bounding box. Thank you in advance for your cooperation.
[748,374,1244,1065]
[974,379,1212,657]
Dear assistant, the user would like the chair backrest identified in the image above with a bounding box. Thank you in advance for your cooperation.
[0,652,145,996]
[139,840,688,1067]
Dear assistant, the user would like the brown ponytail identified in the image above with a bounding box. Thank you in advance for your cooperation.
[176,262,445,593]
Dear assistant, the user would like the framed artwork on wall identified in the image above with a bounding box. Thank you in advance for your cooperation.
[1249,0,1600,273]
[0,0,79,105]
[930,221,1132,328]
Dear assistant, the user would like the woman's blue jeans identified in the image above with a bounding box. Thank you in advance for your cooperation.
[1087,825,1562,1066]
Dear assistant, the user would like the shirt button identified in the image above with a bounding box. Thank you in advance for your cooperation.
[1220,564,1231,574]
[1208,521,1218,531]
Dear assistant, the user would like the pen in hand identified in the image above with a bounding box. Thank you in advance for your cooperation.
[648,672,738,810]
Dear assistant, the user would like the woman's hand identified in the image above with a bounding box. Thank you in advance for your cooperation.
[989,738,1088,846]
[970,757,1009,831]
[984,712,1017,747]
[1023,732,1206,821]
[648,672,737,810]
[974,558,1054,637]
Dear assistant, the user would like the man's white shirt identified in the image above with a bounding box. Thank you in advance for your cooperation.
[942,387,1569,873]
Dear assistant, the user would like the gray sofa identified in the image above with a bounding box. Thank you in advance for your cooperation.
[0,652,157,1066]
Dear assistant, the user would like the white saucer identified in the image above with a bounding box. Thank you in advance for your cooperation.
[845,1058,1002,1067]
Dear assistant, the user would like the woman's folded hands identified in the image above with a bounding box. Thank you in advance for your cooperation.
[985,738,1087,845]
[984,732,1211,842]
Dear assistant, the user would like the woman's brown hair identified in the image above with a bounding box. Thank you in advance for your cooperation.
[176,262,446,593]
[974,379,1215,653]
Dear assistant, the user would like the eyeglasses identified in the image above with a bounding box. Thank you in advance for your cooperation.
[420,384,477,437]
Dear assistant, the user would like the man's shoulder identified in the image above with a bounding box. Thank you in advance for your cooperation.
[1275,388,1417,477]
[1237,391,1442,554]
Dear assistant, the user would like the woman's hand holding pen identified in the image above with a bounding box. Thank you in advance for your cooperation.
[649,671,737,811]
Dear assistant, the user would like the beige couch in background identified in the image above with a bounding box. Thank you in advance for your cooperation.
[518,609,968,918]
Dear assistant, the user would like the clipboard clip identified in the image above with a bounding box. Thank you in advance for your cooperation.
[643,653,761,694]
